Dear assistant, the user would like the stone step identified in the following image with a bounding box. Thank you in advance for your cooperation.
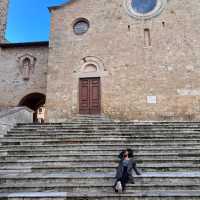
[17,121,200,125]
[18,125,200,129]
[0,154,199,161]
[5,134,200,139]
[1,144,200,150]
[2,138,200,143]
[0,165,199,173]
[1,182,200,189]
[8,124,200,131]
[6,134,200,141]
[1,149,200,156]
[1,190,200,199]
[1,141,200,147]
[38,130,200,133]
[7,132,200,138]
[1,175,200,190]
[1,145,200,151]
[10,130,200,135]
[1,151,199,157]
[1,183,200,193]
[10,127,200,132]
[1,158,198,165]
[13,127,200,131]
[10,129,200,134]
[1,171,200,181]
[0,161,199,172]
[8,128,200,132]
[0,163,199,173]
[12,124,200,127]
[7,128,200,133]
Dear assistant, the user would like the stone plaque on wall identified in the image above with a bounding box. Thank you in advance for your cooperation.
[147,96,157,104]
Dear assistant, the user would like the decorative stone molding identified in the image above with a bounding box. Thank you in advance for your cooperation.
[124,0,168,20]
[17,54,37,80]
[76,56,106,78]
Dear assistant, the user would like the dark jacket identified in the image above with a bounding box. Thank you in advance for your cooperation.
[115,152,141,181]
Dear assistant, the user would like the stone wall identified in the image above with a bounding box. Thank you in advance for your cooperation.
[45,0,200,121]
[0,107,33,137]
[0,45,48,107]
[0,0,8,42]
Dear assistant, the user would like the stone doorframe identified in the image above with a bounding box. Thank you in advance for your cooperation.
[72,56,108,115]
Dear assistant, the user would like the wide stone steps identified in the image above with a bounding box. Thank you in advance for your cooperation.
[1,149,200,155]
[1,172,200,199]
[1,191,200,200]
[17,121,200,125]
[5,134,200,139]
[1,144,200,150]
[0,154,199,162]
[1,120,200,199]
[1,172,200,184]
[0,165,199,173]
[1,183,200,193]
[1,143,200,149]
[11,128,200,133]
[2,182,200,189]
[8,128,200,132]
[0,152,199,157]
[0,159,198,166]
[1,146,200,151]
[2,138,200,144]
[12,130,200,134]
[11,124,200,128]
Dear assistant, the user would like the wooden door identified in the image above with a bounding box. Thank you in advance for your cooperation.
[79,78,101,114]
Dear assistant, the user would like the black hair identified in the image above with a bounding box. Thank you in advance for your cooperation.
[127,148,134,158]
[118,149,134,159]
[118,150,126,159]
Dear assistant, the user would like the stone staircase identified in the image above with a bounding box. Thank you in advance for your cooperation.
[0,116,200,199]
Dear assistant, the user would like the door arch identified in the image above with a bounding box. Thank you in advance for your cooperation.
[18,93,46,122]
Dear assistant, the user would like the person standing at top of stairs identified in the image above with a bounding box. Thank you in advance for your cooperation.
[114,149,141,193]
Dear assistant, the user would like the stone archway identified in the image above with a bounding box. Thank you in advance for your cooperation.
[19,93,46,122]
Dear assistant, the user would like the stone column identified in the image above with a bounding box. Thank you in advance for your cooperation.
[0,0,9,43]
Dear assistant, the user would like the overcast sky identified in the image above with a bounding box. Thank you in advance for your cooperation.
[6,0,68,42]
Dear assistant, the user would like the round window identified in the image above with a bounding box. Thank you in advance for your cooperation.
[125,0,167,19]
[132,0,157,14]
[73,19,89,35]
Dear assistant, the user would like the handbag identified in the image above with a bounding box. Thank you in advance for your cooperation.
[115,181,122,193]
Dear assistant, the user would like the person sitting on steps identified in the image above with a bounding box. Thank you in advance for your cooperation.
[114,149,141,193]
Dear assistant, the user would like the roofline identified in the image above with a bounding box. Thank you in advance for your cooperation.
[0,41,49,48]
[48,5,60,11]
[48,0,75,12]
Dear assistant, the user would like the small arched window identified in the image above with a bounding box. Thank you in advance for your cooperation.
[23,58,31,66]
[22,58,31,80]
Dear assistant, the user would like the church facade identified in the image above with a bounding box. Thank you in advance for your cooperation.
[0,0,200,122]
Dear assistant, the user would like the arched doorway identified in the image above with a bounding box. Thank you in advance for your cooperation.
[19,93,46,122]
[79,77,101,114]
[78,56,105,115]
